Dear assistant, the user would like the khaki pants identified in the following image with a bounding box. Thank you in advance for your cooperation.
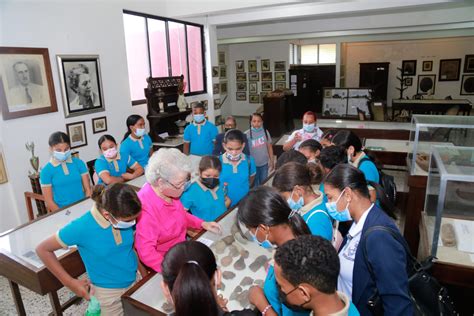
[93,285,132,316]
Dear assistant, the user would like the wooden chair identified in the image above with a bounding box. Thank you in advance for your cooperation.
[24,191,46,221]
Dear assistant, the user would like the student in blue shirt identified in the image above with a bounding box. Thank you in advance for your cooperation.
[180,156,231,221]
[36,183,144,316]
[120,115,153,168]
[183,102,218,156]
[219,129,256,207]
[237,186,311,316]
[95,135,143,185]
[273,162,333,242]
[40,132,91,212]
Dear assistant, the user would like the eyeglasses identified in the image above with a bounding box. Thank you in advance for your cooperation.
[165,177,191,190]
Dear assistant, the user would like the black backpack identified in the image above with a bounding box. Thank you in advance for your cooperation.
[358,157,397,205]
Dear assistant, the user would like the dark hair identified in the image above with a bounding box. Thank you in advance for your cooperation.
[161,241,219,316]
[223,129,245,144]
[321,129,338,142]
[273,162,320,192]
[237,186,311,237]
[324,164,397,219]
[274,235,339,294]
[299,139,322,153]
[91,183,142,218]
[48,132,70,147]
[319,146,347,170]
[199,155,222,173]
[193,102,205,111]
[97,134,116,149]
[332,130,362,153]
[275,150,307,169]
[249,113,268,142]
[122,114,143,141]
[303,111,317,121]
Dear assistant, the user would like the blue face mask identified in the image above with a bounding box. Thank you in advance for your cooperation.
[194,114,205,123]
[287,190,304,210]
[135,128,146,137]
[53,150,71,162]
[325,189,352,222]
[251,127,263,133]
[109,213,136,229]
[303,123,315,133]
[250,227,276,249]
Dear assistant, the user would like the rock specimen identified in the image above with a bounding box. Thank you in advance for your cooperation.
[441,223,456,247]
[233,256,246,270]
[220,255,233,267]
[233,232,248,245]
[254,279,264,287]
[237,290,250,307]
[240,276,253,286]
[249,255,269,272]
[230,286,243,300]
[161,301,174,313]
[228,244,240,257]
[222,235,235,245]
[222,271,236,280]
[214,240,226,254]
[240,250,249,259]
[231,223,240,235]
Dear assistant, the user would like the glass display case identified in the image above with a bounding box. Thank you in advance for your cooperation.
[322,88,371,118]
[421,145,474,268]
[408,115,474,175]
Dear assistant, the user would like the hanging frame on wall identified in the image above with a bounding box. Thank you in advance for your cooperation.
[417,74,436,95]
[438,59,461,81]
[460,75,474,95]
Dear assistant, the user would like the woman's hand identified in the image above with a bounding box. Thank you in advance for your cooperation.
[65,278,91,300]
[202,221,222,234]
[121,172,134,181]
[216,293,229,312]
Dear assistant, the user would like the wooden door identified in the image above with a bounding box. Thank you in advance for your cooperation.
[359,62,390,102]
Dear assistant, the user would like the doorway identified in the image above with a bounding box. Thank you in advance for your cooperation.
[359,62,390,102]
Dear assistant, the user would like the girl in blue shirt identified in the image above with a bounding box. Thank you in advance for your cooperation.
[237,186,311,316]
[180,156,231,221]
[120,115,153,168]
[36,183,144,316]
[95,134,143,185]
[40,132,91,211]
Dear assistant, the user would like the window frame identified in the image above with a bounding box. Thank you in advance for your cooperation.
[123,10,207,105]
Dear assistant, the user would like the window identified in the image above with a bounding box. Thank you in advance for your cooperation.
[299,44,336,65]
[123,11,206,103]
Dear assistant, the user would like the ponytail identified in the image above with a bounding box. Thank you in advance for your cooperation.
[91,184,106,209]
[368,180,397,220]
[288,212,311,237]
[307,162,323,185]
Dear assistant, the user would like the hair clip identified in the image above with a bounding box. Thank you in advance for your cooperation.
[288,209,297,219]
[187,260,199,266]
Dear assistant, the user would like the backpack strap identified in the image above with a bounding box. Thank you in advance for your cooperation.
[305,209,329,223]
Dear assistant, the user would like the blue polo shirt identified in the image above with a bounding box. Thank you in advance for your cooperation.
[95,153,138,185]
[57,205,137,289]
[219,154,256,207]
[355,154,379,184]
[180,181,227,221]
[40,157,88,208]
[299,194,333,241]
[183,120,218,156]
[120,134,152,168]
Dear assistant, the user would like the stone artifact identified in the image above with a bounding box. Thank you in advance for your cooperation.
[254,279,264,287]
[240,250,249,259]
[233,231,248,245]
[233,256,246,270]
[230,286,243,300]
[231,223,240,235]
[214,240,227,254]
[223,271,236,280]
[221,255,233,267]
[161,301,174,313]
[441,223,456,247]
[237,290,250,307]
[222,235,235,245]
[240,276,253,286]
[228,244,240,257]
[249,255,269,272]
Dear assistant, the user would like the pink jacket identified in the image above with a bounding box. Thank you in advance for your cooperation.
[135,183,203,272]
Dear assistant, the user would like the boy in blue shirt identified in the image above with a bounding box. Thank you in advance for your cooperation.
[183,103,218,156]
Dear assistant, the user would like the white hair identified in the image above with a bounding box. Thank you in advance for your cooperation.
[145,148,192,185]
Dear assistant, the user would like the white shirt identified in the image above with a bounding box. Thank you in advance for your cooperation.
[285,127,323,150]
[8,83,46,111]
[337,203,374,298]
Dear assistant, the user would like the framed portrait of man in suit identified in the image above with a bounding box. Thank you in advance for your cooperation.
[0,47,58,120]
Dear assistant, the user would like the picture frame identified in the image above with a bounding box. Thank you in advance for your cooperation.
[236,72,246,81]
[214,99,221,110]
[236,82,247,91]
[275,72,286,81]
[215,115,223,126]
[219,66,227,79]
[262,82,273,91]
[212,66,219,77]
[402,60,417,76]
[190,101,199,108]
[0,150,7,184]
[92,116,107,134]
[460,75,474,95]
[249,94,260,104]
[236,60,245,72]
[249,82,258,93]
[236,92,246,101]
[248,60,257,72]
[213,83,220,94]
[275,82,286,90]
[404,77,413,87]
[261,59,270,71]
[249,72,259,81]
[218,52,225,65]
[262,72,272,81]
[274,61,286,71]
[422,61,432,72]
[0,47,58,120]
[463,55,474,73]
[202,100,209,110]
[66,121,88,149]
[417,74,436,95]
[439,59,461,81]
[57,55,105,118]
[220,82,227,94]
[260,92,267,104]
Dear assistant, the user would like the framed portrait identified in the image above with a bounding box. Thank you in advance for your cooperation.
[212,66,219,77]
[236,60,245,72]
[218,52,225,65]
[214,99,221,110]
[57,55,105,117]
[0,47,58,120]
[460,75,474,95]
[236,92,246,101]
[0,150,7,184]
[213,83,220,94]
[439,59,461,81]
[417,75,436,95]
[190,101,198,108]
[404,77,413,87]
[92,116,107,134]
[422,61,432,72]
[220,82,227,94]
[275,82,286,90]
[219,66,227,79]
[463,55,474,73]
[262,82,273,91]
[66,121,87,149]
[236,82,247,91]
[202,100,209,110]
[249,72,259,81]
[262,72,272,81]
[215,115,224,126]
[261,59,270,71]
[248,60,257,72]
[274,61,286,71]
[402,60,417,76]
[249,94,260,104]
[249,82,258,93]
[275,72,286,81]
[236,72,246,81]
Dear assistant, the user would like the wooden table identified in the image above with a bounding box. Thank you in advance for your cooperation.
[392,99,472,120]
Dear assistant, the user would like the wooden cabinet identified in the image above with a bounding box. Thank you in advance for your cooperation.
[263,92,294,138]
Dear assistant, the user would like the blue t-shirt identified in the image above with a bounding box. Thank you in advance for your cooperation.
[57,206,137,289]
[219,154,256,207]
[120,134,152,168]
[180,181,227,221]
[95,153,137,185]
[40,157,88,208]
[184,120,218,156]
[358,157,380,184]
[300,200,333,241]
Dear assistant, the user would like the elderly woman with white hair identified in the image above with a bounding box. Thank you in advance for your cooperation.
[135,148,221,272]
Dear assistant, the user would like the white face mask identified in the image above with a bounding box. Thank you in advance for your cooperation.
[108,213,136,229]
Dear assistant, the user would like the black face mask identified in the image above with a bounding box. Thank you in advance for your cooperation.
[224,127,233,132]
[277,284,311,313]
[200,177,219,189]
